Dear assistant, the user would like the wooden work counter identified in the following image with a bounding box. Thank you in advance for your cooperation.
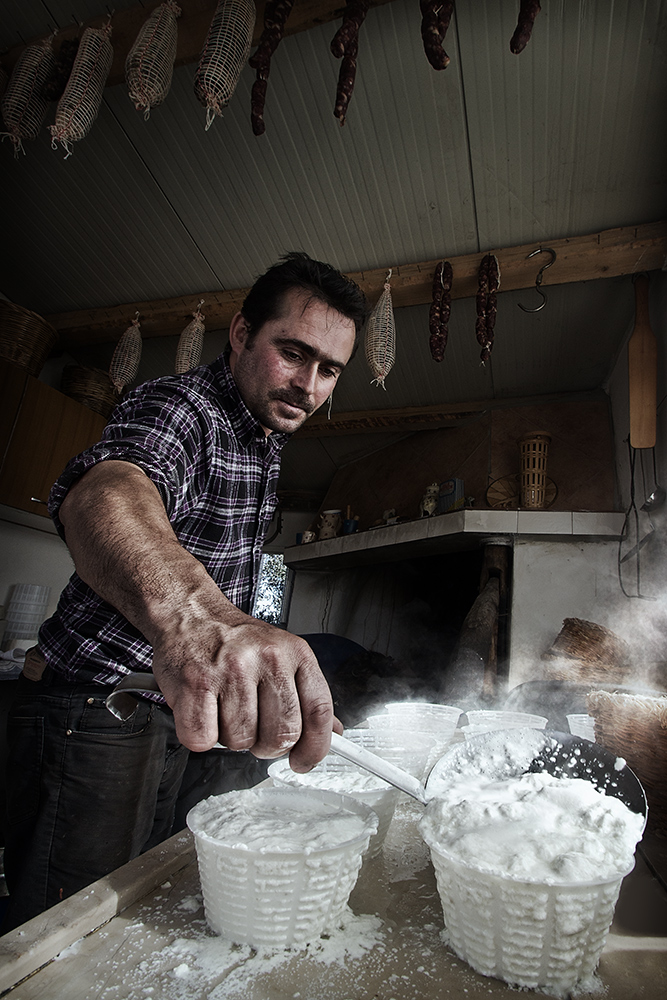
[1,796,666,999]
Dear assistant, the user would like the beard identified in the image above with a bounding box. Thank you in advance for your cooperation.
[250,386,317,433]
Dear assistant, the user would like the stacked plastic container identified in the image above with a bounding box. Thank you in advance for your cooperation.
[365,701,463,770]
[3,584,50,641]
[461,710,547,740]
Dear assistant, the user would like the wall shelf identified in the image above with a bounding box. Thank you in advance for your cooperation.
[283,510,626,570]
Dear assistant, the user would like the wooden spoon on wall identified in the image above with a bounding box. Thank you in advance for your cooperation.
[628,273,657,449]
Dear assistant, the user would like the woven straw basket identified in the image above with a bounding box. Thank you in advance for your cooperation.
[587,690,667,836]
[542,618,631,684]
[61,365,119,418]
[0,300,58,377]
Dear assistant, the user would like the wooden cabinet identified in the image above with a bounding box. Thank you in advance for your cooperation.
[0,362,107,518]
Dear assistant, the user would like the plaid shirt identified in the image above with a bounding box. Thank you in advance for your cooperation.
[38,353,288,686]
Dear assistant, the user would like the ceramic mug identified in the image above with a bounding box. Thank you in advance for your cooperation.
[317,509,342,540]
[301,530,316,544]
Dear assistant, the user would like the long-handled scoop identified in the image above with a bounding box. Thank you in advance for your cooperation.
[105,673,429,804]
[329,732,429,804]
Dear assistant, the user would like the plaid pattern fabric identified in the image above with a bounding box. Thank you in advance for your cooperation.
[39,353,288,686]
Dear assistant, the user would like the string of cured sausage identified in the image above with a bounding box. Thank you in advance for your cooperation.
[249,0,294,136]
[331,0,370,125]
[510,0,542,54]
[429,260,453,362]
[476,254,501,364]
[419,0,455,70]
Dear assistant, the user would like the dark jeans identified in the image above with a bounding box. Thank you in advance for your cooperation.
[1,670,189,932]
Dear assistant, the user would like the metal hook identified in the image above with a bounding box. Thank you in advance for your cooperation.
[518,246,556,313]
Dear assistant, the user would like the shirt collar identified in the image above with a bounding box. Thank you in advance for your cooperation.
[210,352,290,453]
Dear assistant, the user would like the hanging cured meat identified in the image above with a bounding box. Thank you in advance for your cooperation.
[419,0,455,70]
[510,1,541,54]
[475,254,500,364]
[429,260,453,362]
[331,0,370,125]
[194,0,256,130]
[249,0,294,135]
[365,270,396,388]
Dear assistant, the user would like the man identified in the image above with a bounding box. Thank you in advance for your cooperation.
[2,252,367,930]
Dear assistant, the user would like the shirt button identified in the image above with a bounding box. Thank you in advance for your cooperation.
[87,697,95,704]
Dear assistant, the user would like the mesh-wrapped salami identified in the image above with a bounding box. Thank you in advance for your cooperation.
[109,313,143,393]
[510,1,541,55]
[126,1,181,119]
[1,35,55,157]
[419,0,455,71]
[331,1,370,126]
[50,22,113,156]
[249,0,293,136]
[194,0,256,130]
[365,270,396,389]
[175,301,205,374]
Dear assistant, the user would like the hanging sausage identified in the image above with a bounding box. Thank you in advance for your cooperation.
[510,1,542,54]
[475,254,500,364]
[249,1,294,135]
[331,0,370,126]
[429,260,453,362]
[419,0,455,70]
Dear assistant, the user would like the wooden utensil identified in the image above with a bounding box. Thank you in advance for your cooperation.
[628,274,657,449]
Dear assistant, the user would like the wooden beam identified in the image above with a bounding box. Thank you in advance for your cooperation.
[0,1,395,87]
[293,388,607,438]
[48,222,667,349]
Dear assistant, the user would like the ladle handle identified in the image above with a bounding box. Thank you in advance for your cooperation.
[329,732,428,804]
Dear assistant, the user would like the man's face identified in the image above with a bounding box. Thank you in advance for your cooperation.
[228,288,356,435]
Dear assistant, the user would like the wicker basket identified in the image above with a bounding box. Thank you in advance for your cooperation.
[542,618,632,684]
[586,690,667,836]
[0,300,58,377]
[518,431,551,509]
[61,365,119,418]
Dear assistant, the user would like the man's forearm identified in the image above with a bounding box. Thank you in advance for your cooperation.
[58,460,248,644]
[57,459,335,765]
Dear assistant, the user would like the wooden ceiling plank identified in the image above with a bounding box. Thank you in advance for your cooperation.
[0,1,396,86]
[48,222,667,349]
[293,389,608,438]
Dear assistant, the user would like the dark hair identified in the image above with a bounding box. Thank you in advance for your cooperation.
[241,251,368,346]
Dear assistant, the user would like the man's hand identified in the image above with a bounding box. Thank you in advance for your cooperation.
[152,619,336,771]
[59,461,337,771]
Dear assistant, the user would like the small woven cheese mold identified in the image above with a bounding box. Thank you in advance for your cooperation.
[268,753,398,859]
[187,785,377,947]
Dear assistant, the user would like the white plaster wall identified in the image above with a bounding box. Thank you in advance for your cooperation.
[0,509,74,645]
[287,567,397,655]
[509,539,624,688]
[504,271,667,693]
